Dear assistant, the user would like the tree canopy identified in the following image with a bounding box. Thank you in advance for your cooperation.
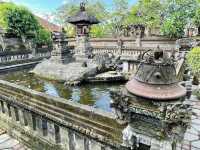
[161,0,198,38]
[0,3,52,46]
[55,0,164,37]
[1,0,200,39]
[187,47,200,77]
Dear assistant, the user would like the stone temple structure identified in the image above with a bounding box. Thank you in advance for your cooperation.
[111,49,191,150]
[50,29,70,63]
[32,3,121,85]
[67,2,99,61]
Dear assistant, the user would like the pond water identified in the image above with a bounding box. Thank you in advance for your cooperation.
[0,70,124,112]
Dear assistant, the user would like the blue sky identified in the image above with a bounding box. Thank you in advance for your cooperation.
[5,0,137,23]
[9,0,137,13]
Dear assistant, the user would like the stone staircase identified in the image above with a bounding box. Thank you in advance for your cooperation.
[0,129,28,150]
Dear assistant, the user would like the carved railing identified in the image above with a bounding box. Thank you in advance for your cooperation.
[0,50,50,64]
[0,80,127,150]
[92,46,174,58]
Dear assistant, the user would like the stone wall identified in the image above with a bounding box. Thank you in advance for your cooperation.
[0,80,127,150]
[0,51,50,66]
[68,37,177,50]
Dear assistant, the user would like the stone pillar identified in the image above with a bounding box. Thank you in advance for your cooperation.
[74,36,92,61]
[84,137,91,150]
[123,61,129,73]
[135,37,142,47]
[0,33,5,51]
[0,101,5,114]
[68,129,76,150]
[14,107,20,122]
[36,116,43,136]
[6,103,11,117]
[10,106,17,121]
[60,127,69,149]
[54,124,61,144]
[134,25,144,47]
[26,40,36,58]
[51,31,69,64]
[51,41,63,63]
[42,118,48,137]
[117,38,123,55]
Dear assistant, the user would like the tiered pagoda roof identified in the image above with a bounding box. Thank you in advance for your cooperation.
[67,3,99,25]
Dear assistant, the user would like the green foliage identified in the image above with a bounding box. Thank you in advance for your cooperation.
[161,0,198,38]
[161,12,186,38]
[55,0,200,38]
[6,6,39,38]
[131,0,162,27]
[193,8,200,26]
[0,3,52,45]
[187,47,200,77]
[35,26,52,46]
[0,3,18,28]
[193,89,200,99]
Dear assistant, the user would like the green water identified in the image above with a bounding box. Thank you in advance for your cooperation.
[0,70,124,112]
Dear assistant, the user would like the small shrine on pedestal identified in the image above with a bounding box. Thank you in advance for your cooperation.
[111,49,191,150]
[133,24,145,47]
[67,2,99,61]
[50,29,70,63]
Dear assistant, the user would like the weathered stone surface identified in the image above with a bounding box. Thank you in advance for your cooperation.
[0,133,28,150]
[31,59,97,84]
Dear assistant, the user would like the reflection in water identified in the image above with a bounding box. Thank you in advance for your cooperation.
[44,83,59,97]
[71,88,81,102]
[0,70,123,112]
[92,88,112,112]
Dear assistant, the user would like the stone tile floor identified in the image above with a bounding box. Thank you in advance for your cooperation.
[0,129,27,150]
[178,94,200,150]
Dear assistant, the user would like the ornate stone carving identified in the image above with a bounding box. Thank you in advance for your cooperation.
[163,102,192,124]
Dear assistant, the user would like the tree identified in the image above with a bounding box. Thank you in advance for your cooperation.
[6,6,39,41]
[0,3,18,29]
[136,0,162,34]
[35,26,52,46]
[161,0,198,38]
[161,12,186,38]
[0,3,52,46]
[193,4,200,34]
[187,47,200,77]
[108,0,129,37]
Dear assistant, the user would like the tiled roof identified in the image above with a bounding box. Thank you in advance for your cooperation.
[36,16,61,32]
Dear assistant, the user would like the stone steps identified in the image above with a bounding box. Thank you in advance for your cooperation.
[0,129,28,150]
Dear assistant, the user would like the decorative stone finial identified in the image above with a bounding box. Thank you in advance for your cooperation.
[80,2,86,11]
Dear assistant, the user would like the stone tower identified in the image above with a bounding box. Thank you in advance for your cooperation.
[67,2,99,61]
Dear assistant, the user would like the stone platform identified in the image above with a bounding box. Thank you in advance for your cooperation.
[31,59,97,84]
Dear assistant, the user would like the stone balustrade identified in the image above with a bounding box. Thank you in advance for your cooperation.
[0,80,127,150]
[92,46,174,58]
[0,51,50,64]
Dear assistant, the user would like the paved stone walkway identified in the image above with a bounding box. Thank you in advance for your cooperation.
[178,95,200,150]
[0,131,27,150]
